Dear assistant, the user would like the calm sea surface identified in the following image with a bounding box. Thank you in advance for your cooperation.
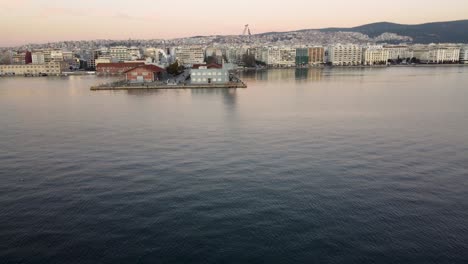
[1,67,468,263]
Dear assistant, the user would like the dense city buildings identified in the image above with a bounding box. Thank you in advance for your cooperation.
[1,38,468,77]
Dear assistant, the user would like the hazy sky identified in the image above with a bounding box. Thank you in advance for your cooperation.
[1,0,467,46]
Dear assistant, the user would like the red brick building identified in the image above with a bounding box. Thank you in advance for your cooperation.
[96,62,144,75]
[192,63,222,69]
[124,65,165,83]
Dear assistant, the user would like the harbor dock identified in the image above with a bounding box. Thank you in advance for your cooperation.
[91,80,247,91]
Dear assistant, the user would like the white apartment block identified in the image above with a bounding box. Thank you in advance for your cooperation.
[384,45,414,60]
[460,46,468,64]
[175,46,205,66]
[329,44,362,66]
[32,51,45,64]
[363,46,389,65]
[253,47,279,66]
[110,46,130,62]
[426,46,460,63]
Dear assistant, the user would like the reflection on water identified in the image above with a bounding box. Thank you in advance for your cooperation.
[1,67,468,263]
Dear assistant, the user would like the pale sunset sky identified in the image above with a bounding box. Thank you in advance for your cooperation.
[1,0,467,46]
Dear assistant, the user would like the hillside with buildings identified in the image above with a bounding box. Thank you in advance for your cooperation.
[318,20,468,44]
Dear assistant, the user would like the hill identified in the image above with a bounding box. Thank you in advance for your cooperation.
[318,20,468,43]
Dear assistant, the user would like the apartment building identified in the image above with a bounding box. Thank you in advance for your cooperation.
[308,47,325,65]
[363,46,390,65]
[295,48,309,66]
[328,44,362,66]
[110,46,130,62]
[384,45,414,60]
[175,46,205,66]
[426,46,460,63]
[460,46,468,64]
[278,47,296,67]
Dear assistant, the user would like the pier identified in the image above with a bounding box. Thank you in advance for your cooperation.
[91,81,247,91]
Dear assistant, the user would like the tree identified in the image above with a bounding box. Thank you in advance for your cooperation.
[242,54,256,67]
[166,61,180,75]
[205,56,217,64]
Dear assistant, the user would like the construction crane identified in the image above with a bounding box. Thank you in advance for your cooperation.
[243,24,252,36]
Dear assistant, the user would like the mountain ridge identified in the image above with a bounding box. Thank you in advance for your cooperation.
[257,20,468,43]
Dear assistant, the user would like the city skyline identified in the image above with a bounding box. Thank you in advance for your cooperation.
[2,0,468,47]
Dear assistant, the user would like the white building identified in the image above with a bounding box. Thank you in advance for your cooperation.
[363,46,389,65]
[426,45,460,64]
[329,44,362,66]
[128,46,141,60]
[32,51,45,64]
[460,46,468,64]
[175,46,205,66]
[110,46,130,62]
[384,45,414,60]
[256,46,280,66]
[190,63,229,84]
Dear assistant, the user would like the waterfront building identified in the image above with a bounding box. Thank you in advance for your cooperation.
[0,62,68,76]
[295,48,309,66]
[175,46,205,66]
[110,46,130,62]
[190,63,229,84]
[363,46,390,65]
[96,62,145,75]
[384,45,413,61]
[460,46,468,64]
[264,47,280,66]
[124,64,165,83]
[328,44,362,66]
[278,47,296,67]
[308,47,325,65]
[426,45,460,64]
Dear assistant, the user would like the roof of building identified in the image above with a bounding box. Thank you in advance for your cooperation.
[97,62,145,68]
[124,64,166,73]
[192,63,222,69]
